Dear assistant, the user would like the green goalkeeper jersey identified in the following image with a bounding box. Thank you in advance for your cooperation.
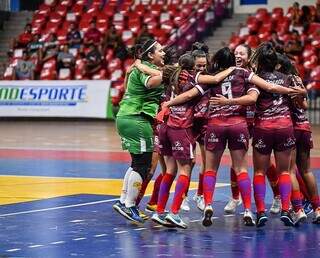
[117,61,164,119]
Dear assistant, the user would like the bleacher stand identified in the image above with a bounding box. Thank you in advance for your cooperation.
[2,0,229,83]
[228,1,320,98]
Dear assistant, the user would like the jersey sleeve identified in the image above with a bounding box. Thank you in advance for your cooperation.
[195,84,209,96]
[138,69,152,88]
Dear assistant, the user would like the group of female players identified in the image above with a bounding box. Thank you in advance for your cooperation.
[112,38,320,229]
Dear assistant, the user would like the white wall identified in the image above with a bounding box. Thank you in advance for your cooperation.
[233,0,316,14]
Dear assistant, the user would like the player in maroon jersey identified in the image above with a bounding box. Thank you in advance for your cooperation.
[276,53,320,224]
[151,54,235,228]
[225,44,281,215]
[249,42,307,227]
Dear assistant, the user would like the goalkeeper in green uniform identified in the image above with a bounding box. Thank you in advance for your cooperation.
[113,39,165,223]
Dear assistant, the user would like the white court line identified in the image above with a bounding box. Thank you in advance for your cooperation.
[6,248,20,252]
[0,198,118,217]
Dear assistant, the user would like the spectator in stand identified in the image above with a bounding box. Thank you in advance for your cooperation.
[104,24,121,50]
[13,23,33,49]
[57,44,75,70]
[67,22,82,49]
[13,51,35,80]
[284,30,303,57]
[291,2,301,27]
[316,0,320,22]
[27,34,43,59]
[42,33,59,63]
[114,37,128,61]
[85,43,102,78]
[135,24,154,44]
[84,20,103,48]
[300,5,314,33]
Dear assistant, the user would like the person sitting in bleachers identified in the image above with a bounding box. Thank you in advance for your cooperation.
[57,44,75,70]
[13,51,35,80]
[103,25,121,50]
[67,22,82,49]
[27,34,44,59]
[42,33,59,63]
[284,30,303,57]
[84,20,103,48]
[85,43,102,78]
[13,23,33,49]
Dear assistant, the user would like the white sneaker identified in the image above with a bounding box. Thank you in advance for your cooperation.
[293,209,307,225]
[312,207,320,224]
[224,198,242,214]
[269,196,281,214]
[180,197,190,212]
[243,209,255,226]
[202,205,213,227]
[193,194,205,211]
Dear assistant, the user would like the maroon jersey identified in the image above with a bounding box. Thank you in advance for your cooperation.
[167,72,208,128]
[289,75,311,132]
[207,68,258,126]
[255,71,293,129]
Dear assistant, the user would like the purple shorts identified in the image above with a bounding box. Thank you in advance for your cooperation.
[294,129,313,150]
[193,119,207,145]
[205,122,249,151]
[159,126,196,161]
[252,126,295,155]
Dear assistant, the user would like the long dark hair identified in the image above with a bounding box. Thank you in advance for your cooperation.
[276,53,298,76]
[162,53,195,96]
[210,47,235,74]
[163,45,179,65]
[250,42,277,74]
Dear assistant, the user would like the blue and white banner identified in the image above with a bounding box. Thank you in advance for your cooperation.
[0,80,111,118]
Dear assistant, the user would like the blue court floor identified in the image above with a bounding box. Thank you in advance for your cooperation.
[0,153,319,258]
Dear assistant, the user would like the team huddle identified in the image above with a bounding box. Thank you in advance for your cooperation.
[112,39,320,229]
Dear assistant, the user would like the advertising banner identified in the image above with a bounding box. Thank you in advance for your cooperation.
[0,80,112,118]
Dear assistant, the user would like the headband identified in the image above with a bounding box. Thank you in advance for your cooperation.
[140,40,157,57]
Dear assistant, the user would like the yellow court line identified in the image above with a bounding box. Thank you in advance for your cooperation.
[0,175,226,206]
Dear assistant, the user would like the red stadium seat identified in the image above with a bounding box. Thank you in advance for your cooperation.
[245,35,260,49]
[58,68,72,80]
[92,69,107,80]
[55,5,68,17]
[308,23,320,35]
[303,55,318,70]
[271,7,283,20]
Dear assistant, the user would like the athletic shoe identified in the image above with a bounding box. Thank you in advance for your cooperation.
[202,205,213,227]
[113,201,131,220]
[145,203,157,213]
[193,194,205,211]
[280,211,294,227]
[256,212,268,228]
[165,213,187,229]
[312,207,320,224]
[180,197,190,212]
[243,209,255,226]
[138,209,149,220]
[269,196,281,214]
[224,198,242,214]
[303,200,313,215]
[151,212,176,228]
[293,209,307,226]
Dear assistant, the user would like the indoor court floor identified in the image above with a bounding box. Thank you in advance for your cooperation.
[0,120,319,258]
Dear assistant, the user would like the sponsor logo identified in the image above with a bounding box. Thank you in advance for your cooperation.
[172,141,184,151]
[237,133,247,143]
[254,139,266,149]
[0,85,87,106]
[284,137,295,147]
[208,133,218,143]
